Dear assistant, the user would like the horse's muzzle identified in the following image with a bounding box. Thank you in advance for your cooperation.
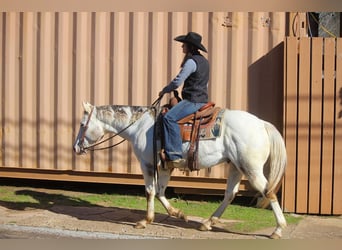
[73,140,86,155]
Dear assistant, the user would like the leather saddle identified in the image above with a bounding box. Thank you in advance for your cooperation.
[161,99,222,171]
[177,102,221,142]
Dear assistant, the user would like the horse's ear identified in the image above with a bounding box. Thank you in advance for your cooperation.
[82,101,93,113]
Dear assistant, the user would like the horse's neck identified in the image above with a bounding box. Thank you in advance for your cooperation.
[99,105,155,140]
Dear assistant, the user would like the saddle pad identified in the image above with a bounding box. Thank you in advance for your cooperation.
[180,108,225,142]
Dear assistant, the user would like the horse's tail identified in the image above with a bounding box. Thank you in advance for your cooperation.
[264,121,287,195]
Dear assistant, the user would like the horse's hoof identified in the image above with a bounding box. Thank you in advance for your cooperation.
[177,211,188,222]
[134,220,147,229]
[210,217,219,225]
[270,232,281,239]
[199,222,212,231]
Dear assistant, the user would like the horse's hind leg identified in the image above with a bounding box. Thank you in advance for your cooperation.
[199,166,242,231]
[266,191,287,239]
[248,171,287,239]
[156,169,187,222]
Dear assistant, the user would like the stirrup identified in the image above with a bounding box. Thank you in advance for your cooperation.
[159,149,167,162]
[166,159,186,169]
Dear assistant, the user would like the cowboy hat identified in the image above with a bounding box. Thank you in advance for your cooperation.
[174,32,207,53]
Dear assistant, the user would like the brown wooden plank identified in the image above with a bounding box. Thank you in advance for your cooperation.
[333,39,342,215]
[320,38,335,214]
[282,37,298,213]
[308,38,323,214]
[296,37,311,213]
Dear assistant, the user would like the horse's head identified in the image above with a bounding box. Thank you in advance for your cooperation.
[73,102,106,154]
[73,102,152,154]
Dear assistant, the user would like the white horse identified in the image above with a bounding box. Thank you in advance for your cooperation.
[73,101,287,239]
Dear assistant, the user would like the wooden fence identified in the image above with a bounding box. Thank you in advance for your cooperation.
[283,37,342,215]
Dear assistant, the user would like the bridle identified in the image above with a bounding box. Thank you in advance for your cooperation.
[78,97,162,152]
[78,107,94,151]
[78,107,140,152]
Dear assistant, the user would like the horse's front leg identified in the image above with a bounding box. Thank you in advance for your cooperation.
[135,165,156,229]
[156,169,188,222]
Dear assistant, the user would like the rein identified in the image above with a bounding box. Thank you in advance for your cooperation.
[81,96,162,152]
[82,117,132,152]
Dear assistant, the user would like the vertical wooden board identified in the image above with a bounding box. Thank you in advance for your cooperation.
[333,39,342,214]
[283,37,298,213]
[308,38,323,214]
[320,38,335,214]
[0,13,3,166]
[296,37,311,213]
[4,13,20,167]
[56,12,73,170]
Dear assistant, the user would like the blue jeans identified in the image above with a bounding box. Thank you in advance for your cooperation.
[162,100,205,160]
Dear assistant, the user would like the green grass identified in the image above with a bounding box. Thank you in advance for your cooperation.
[0,185,301,232]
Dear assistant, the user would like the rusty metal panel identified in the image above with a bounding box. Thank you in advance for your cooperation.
[0,12,286,187]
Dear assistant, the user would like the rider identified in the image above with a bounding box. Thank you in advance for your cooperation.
[159,31,209,168]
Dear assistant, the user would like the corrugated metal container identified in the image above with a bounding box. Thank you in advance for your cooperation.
[0,12,286,190]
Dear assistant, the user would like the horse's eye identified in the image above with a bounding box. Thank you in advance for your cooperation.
[118,108,126,114]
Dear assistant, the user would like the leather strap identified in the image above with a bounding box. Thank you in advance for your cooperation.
[187,115,202,171]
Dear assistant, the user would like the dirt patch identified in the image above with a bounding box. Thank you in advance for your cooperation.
[0,204,341,239]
